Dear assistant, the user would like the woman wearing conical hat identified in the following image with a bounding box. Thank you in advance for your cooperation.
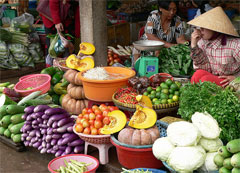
[188,6,240,87]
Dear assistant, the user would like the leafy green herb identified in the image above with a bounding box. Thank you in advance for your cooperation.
[121,168,152,173]
[178,81,240,143]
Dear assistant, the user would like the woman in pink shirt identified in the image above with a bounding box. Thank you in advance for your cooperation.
[188,7,240,87]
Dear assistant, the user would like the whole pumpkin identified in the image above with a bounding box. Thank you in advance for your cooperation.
[61,94,88,114]
[118,126,160,145]
[64,69,82,86]
[67,83,85,100]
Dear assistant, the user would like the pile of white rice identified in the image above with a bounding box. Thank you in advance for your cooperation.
[83,67,110,80]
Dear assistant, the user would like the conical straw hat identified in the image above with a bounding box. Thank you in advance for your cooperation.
[188,6,239,37]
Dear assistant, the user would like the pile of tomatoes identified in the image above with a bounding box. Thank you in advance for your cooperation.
[107,49,122,66]
[75,104,119,135]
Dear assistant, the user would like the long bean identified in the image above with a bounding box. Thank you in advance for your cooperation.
[55,159,92,173]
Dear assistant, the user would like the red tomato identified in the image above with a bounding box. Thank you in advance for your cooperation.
[99,104,107,110]
[87,108,94,114]
[94,120,103,129]
[96,114,103,121]
[75,124,83,133]
[94,108,102,115]
[88,119,95,126]
[83,127,91,134]
[113,54,118,58]
[78,114,83,118]
[89,113,96,120]
[82,120,90,128]
[89,125,95,130]
[83,114,89,120]
[92,105,99,111]
[91,127,98,135]
[76,117,82,124]
[82,108,88,115]
[102,110,110,117]
[109,106,116,112]
[103,116,111,125]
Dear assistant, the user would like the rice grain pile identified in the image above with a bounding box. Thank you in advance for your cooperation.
[83,67,110,80]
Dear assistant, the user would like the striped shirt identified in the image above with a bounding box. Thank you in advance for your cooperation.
[191,35,240,76]
[141,10,184,43]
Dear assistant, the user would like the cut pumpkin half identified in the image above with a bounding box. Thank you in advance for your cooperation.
[76,57,94,72]
[78,42,95,55]
[136,95,153,108]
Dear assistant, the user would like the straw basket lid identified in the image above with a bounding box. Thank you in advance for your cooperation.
[188,6,239,37]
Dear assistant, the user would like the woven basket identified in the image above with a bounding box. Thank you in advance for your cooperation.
[73,125,111,144]
[112,93,179,110]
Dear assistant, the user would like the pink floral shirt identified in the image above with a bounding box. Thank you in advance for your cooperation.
[191,35,240,76]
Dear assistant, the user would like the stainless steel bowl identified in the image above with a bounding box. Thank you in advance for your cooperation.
[133,40,165,51]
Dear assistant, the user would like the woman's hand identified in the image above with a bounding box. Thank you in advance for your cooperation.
[191,29,201,48]
[55,23,64,32]
[219,75,235,87]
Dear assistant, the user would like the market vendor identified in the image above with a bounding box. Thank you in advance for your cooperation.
[133,0,188,62]
[188,6,240,87]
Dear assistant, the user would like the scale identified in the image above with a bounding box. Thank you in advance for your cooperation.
[133,40,164,77]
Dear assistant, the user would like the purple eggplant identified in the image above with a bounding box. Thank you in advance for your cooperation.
[51,121,58,128]
[68,139,84,147]
[26,115,33,121]
[57,138,63,146]
[61,151,67,156]
[36,130,41,137]
[74,146,84,153]
[29,142,33,147]
[53,145,59,151]
[67,126,73,132]
[24,141,30,146]
[42,134,46,141]
[22,133,28,138]
[43,119,48,125]
[29,130,37,137]
[21,136,25,141]
[62,133,72,138]
[41,124,48,128]
[58,146,66,150]
[31,112,44,119]
[22,113,28,120]
[45,135,52,143]
[46,143,51,149]
[55,150,64,157]
[42,141,47,148]
[55,122,74,133]
[47,114,69,127]
[51,139,58,146]
[40,148,47,154]
[32,120,38,125]
[30,137,38,144]
[44,108,67,116]
[65,146,72,154]
[41,128,47,135]
[38,145,43,151]
[47,128,53,135]
[58,118,74,127]
[51,150,56,154]
[24,106,35,114]
[37,118,43,124]
[61,134,78,145]
[52,134,62,139]
[32,124,38,129]
[26,136,32,141]
[42,114,50,120]
[33,141,41,148]
[34,105,50,113]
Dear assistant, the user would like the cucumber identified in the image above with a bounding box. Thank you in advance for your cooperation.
[219,167,231,173]
[3,128,11,138]
[0,127,6,135]
[214,153,225,167]
[218,146,232,158]
[0,115,11,128]
[8,123,14,131]
[6,105,25,115]
[232,168,240,173]
[24,98,52,106]
[0,94,17,107]
[0,82,10,87]
[17,91,41,106]
[227,139,240,153]
[12,134,22,143]
[9,122,24,134]
[231,152,240,168]
[0,105,8,118]
[223,158,233,170]
[10,113,24,124]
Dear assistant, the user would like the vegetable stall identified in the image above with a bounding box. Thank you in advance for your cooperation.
[0,40,240,173]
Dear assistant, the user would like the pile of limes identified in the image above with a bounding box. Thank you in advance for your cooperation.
[143,79,182,105]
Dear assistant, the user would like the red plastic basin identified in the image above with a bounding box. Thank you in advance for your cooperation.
[110,138,163,169]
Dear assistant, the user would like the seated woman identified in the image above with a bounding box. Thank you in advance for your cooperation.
[188,7,240,87]
[133,0,188,62]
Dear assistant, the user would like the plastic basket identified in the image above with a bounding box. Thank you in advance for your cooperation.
[110,120,168,149]
[14,74,51,97]
[73,125,111,144]
[130,168,166,173]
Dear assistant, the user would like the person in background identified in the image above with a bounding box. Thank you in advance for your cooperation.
[194,0,213,18]
[178,0,198,20]
[188,7,240,87]
[39,0,80,67]
[133,0,188,62]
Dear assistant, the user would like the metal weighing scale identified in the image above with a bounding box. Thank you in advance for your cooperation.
[133,40,164,77]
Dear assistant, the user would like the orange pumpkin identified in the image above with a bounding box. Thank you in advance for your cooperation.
[67,83,85,100]
[64,69,82,86]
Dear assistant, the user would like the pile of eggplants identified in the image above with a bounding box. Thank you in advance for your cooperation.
[21,105,84,157]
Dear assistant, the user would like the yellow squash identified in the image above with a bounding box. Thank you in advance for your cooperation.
[66,55,94,72]
[78,42,95,55]
[136,95,153,108]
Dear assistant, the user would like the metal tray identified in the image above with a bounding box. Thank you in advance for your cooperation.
[133,40,164,51]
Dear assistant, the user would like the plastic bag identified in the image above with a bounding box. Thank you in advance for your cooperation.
[11,13,34,33]
[28,42,44,63]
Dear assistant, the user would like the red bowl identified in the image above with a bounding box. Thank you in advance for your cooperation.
[48,154,99,173]
[110,138,163,169]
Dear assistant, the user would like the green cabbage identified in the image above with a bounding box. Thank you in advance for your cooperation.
[199,137,223,152]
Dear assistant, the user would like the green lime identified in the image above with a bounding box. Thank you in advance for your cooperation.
[165,79,173,86]
[156,86,161,92]
[155,100,161,105]
[156,92,161,99]
[172,95,179,102]
[169,94,173,99]
[147,86,153,93]
[161,99,167,104]
[170,83,178,91]
[174,91,180,96]
[152,98,158,103]
[160,82,169,89]
[162,89,169,95]
[169,89,174,94]
[167,99,173,104]
[149,94,155,100]
[151,90,156,95]
[160,93,168,100]
[175,81,182,88]
[143,92,148,96]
